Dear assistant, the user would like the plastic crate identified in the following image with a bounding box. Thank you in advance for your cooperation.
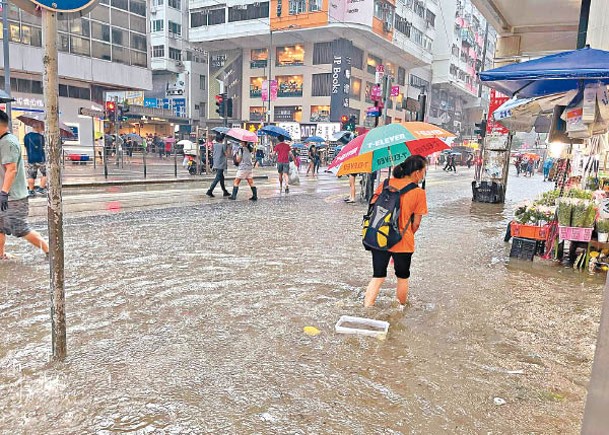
[558,226,593,242]
[68,154,81,161]
[80,154,89,162]
[510,223,551,241]
[510,237,538,261]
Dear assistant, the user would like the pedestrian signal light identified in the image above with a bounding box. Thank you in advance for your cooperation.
[105,101,116,121]
[226,98,233,118]
[215,93,226,117]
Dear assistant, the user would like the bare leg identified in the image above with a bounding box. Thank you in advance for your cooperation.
[27,178,35,191]
[396,278,409,305]
[364,277,385,307]
[0,233,5,256]
[40,176,47,189]
[349,175,356,200]
[23,231,49,254]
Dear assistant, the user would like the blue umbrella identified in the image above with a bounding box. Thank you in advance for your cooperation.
[211,127,229,134]
[260,125,292,140]
[291,143,306,149]
[305,136,325,143]
[479,47,609,98]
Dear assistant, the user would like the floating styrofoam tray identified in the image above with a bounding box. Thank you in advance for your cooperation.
[335,315,389,339]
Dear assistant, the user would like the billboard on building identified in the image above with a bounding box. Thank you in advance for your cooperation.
[330,38,352,123]
[209,49,243,121]
[329,0,374,25]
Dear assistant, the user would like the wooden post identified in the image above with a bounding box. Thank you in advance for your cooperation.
[42,8,66,361]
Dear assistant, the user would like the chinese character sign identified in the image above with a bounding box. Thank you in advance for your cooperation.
[262,80,278,102]
[487,89,509,135]
[330,38,352,123]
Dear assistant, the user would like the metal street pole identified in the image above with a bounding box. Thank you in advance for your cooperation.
[91,116,96,169]
[42,8,66,361]
[267,30,273,125]
[2,0,12,129]
[114,96,120,167]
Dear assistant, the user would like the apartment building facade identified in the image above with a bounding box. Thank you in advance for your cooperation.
[188,0,439,135]
[429,0,496,138]
[0,0,152,144]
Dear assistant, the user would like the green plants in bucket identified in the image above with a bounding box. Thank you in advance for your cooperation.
[597,219,609,242]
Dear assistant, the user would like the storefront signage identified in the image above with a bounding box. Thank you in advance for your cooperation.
[275,106,298,122]
[11,96,44,110]
[144,98,158,108]
[391,86,400,97]
[330,38,352,123]
[278,122,301,141]
[172,98,186,118]
[315,123,341,141]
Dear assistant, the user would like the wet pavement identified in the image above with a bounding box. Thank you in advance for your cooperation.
[0,166,604,434]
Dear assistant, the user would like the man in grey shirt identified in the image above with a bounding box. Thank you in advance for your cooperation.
[206,133,231,198]
[0,110,48,260]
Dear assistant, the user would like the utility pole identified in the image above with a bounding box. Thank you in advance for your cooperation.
[267,30,273,125]
[2,0,12,129]
[114,96,120,167]
[42,8,66,361]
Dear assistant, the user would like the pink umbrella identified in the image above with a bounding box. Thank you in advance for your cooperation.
[164,137,176,143]
[226,128,258,143]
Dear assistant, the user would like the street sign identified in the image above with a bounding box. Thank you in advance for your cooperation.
[78,107,104,118]
[13,0,99,14]
[391,86,400,97]
[375,64,385,84]
[376,65,385,73]
[371,85,382,100]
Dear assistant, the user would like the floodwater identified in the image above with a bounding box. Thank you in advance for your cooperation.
[0,167,604,434]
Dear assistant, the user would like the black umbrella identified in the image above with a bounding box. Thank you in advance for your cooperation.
[0,90,15,104]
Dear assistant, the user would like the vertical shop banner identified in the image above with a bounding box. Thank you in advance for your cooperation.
[487,89,510,135]
[330,38,353,123]
[261,80,278,102]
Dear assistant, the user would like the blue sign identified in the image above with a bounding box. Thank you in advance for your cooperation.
[173,98,186,118]
[144,98,158,108]
[13,0,99,13]
[162,99,171,110]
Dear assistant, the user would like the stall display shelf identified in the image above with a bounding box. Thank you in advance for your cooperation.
[558,226,594,242]
[510,222,552,241]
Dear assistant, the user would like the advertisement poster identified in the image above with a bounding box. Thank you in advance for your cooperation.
[209,49,243,120]
[486,89,509,135]
[329,0,374,26]
[172,98,186,118]
[262,79,278,101]
[330,38,352,123]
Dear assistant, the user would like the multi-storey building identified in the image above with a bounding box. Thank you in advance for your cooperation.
[0,0,152,144]
[145,0,209,136]
[429,0,496,138]
[188,0,438,137]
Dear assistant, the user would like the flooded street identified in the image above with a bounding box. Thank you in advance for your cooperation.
[0,167,604,434]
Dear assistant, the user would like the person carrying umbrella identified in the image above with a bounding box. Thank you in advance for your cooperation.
[364,155,428,308]
[23,125,47,197]
[0,110,49,260]
[206,133,231,198]
[273,135,291,193]
[229,141,257,201]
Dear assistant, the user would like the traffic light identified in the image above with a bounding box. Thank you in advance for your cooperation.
[347,115,356,132]
[341,115,349,130]
[105,101,116,121]
[215,93,226,117]
[474,119,487,140]
[226,98,233,118]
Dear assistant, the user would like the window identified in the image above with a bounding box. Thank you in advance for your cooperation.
[111,9,129,29]
[131,51,147,67]
[24,26,42,47]
[92,22,110,41]
[152,20,164,32]
[309,0,321,12]
[152,0,163,5]
[90,5,109,22]
[70,36,90,56]
[9,22,20,43]
[250,48,268,68]
[394,15,411,36]
[276,45,304,66]
[111,28,127,46]
[169,47,181,61]
[152,45,165,58]
[228,2,269,22]
[200,75,206,90]
[250,77,265,98]
[277,75,304,97]
[410,26,424,46]
[426,9,436,27]
[168,0,181,9]
[129,0,146,16]
[366,55,382,75]
[364,81,375,103]
[414,0,425,17]
[111,0,128,11]
[59,85,68,97]
[113,46,130,64]
[58,33,69,52]
[191,7,225,27]
[131,15,146,33]
[130,33,147,51]
[92,41,112,60]
[352,46,364,70]
[310,105,330,122]
[250,106,265,122]
[350,77,361,101]
[313,42,332,65]
[70,18,90,37]
[168,21,181,36]
[289,0,306,14]
[31,80,43,94]
[398,67,406,86]
[451,44,460,57]
[311,73,331,97]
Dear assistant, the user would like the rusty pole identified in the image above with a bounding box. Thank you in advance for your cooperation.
[42,9,66,360]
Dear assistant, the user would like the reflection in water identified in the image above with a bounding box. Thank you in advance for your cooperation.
[0,170,603,434]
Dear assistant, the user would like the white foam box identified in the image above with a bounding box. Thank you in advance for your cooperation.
[335,315,390,340]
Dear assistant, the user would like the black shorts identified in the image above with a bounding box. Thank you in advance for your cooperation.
[371,250,413,279]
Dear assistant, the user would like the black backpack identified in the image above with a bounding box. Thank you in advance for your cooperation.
[362,180,418,251]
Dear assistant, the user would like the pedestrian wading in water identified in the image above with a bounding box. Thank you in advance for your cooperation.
[363,155,428,307]
[229,141,257,201]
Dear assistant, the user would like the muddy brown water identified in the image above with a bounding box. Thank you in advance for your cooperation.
[0,168,603,434]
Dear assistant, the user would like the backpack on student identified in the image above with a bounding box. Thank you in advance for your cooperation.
[362,180,418,251]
